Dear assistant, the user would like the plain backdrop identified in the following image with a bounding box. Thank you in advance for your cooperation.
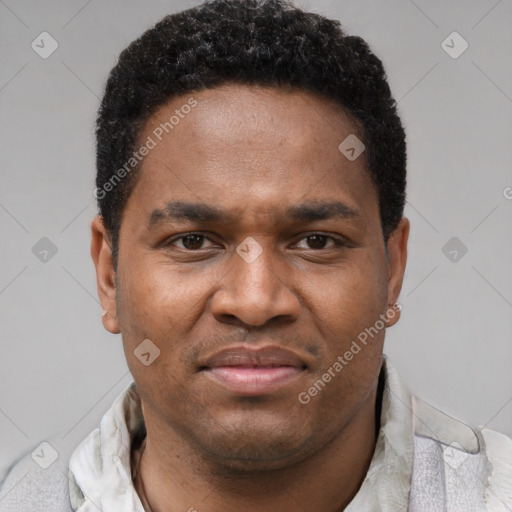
[1,0,511,479]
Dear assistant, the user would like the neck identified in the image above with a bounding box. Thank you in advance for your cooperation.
[136,381,383,512]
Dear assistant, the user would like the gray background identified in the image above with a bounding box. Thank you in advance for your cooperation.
[1,0,511,479]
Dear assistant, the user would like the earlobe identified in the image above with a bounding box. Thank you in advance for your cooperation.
[90,216,121,334]
[385,302,403,327]
[385,217,409,327]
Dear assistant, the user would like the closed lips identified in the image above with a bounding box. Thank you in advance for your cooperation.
[201,346,307,370]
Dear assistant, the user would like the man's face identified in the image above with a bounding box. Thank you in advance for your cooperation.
[92,84,408,470]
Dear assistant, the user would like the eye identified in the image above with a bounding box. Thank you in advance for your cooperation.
[295,234,345,250]
[165,232,346,252]
[169,233,217,250]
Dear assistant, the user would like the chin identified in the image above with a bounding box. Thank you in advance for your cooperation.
[200,439,315,473]
[185,412,321,472]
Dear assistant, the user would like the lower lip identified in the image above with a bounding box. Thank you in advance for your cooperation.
[203,366,305,395]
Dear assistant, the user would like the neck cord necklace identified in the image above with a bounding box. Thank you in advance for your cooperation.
[135,437,153,512]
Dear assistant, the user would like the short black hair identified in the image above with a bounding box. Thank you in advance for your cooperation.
[95,0,406,266]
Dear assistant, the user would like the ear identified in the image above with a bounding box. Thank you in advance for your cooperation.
[385,217,409,327]
[90,215,121,334]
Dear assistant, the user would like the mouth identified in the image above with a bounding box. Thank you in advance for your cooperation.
[199,345,308,396]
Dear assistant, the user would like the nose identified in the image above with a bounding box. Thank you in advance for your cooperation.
[210,241,301,327]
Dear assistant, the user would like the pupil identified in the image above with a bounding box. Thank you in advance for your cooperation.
[308,235,326,249]
[183,234,203,250]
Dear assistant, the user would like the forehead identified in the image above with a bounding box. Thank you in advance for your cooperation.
[127,84,378,228]
[141,84,363,155]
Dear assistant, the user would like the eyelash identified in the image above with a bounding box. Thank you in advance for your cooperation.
[165,232,347,250]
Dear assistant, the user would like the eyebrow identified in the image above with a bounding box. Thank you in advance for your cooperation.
[148,200,360,228]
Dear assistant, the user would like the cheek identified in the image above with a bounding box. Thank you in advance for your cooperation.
[116,259,218,338]
[114,260,221,390]
[300,279,385,415]
[115,262,213,408]
[303,253,387,390]
[304,252,388,333]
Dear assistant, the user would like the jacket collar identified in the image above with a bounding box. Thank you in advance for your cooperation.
[345,356,414,511]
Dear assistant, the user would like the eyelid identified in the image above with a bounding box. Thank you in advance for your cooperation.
[163,231,349,251]
[165,232,219,249]
[291,232,348,249]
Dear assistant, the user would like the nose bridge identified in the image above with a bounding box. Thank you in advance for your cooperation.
[211,237,300,326]
[232,237,281,300]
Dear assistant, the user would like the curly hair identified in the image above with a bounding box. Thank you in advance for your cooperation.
[95,0,406,266]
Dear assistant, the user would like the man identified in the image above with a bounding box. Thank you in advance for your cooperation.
[1,0,510,510]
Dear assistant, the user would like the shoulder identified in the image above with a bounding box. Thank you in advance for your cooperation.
[481,427,512,511]
[411,395,512,511]
[0,437,73,512]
